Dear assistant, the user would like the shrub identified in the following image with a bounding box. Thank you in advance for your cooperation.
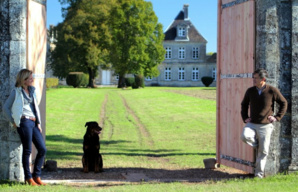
[133,74,145,89]
[81,74,89,87]
[66,72,87,88]
[46,78,59,88]
[150,83,160,86]
[125,77,135,87]
[201,76,214,87]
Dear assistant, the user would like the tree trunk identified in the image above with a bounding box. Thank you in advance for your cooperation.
[117,75,126,88]
[87,67,96,88]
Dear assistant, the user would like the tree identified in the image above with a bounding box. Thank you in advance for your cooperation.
[51,0,114,87]
[109,0,165,88]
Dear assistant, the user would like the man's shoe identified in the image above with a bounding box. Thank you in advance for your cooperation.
[255,173,263,179]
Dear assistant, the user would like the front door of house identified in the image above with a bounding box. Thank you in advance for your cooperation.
[102,70,111,85]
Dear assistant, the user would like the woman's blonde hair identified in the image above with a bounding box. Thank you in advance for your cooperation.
[15,69,33,87]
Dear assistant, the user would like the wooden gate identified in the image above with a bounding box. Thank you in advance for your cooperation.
[217,0,255,173]
[27,0,47,162]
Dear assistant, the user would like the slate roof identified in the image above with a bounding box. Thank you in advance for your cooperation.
[164,10,207,43]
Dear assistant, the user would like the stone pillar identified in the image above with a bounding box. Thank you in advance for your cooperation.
[0,0,27,182]
[289,0,298,173]
[255,0,297,175]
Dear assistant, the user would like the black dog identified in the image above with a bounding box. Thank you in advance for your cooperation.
[82,121,103,173]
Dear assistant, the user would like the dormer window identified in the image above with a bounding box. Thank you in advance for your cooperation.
[178,27,186,37]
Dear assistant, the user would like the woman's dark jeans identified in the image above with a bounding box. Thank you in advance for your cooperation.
[17,118,46,180]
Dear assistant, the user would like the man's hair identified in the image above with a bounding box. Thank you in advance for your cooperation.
[253,68,268,81]
[15,69,33,87]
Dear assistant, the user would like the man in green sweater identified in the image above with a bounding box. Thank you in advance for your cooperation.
[241,68,287,178]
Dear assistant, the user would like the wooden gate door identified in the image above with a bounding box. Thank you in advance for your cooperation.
[217,0,255,173]
[27,0,47,161]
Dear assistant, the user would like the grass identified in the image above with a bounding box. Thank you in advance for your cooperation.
[46,87,216,168]
[1,87,297,191]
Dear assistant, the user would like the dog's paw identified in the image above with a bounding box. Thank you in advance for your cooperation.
[83,167,89,173]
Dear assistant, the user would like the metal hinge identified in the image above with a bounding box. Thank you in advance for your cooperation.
[221,154,255,167]
[222,0,251,9]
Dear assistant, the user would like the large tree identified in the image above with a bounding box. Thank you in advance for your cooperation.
[51,0,114,87]
[109,0,165,88]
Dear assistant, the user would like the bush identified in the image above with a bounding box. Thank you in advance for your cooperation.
[66,72,87,88]
[133,74,144,89]
[150,83,160,86]
[46,78,59,88]
[125,77,135,87]
[81,74,89,87]
[201,76,214,87]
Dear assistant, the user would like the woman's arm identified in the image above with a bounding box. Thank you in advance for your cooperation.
[3,90,16,124]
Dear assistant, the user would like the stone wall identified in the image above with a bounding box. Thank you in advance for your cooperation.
[0,0,27,181]
[255,0,297,175]
[289,0,298,173]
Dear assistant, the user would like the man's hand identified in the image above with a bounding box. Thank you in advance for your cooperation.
[13,123,17,128]
[268,116,276,123]
[245,118,251,123]
[38,124,42,133]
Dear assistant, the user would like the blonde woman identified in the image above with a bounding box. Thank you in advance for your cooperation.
[3,69,47,186]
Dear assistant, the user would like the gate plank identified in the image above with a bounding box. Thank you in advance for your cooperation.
[27,0,47,165]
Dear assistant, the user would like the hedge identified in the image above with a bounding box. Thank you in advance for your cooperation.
[46,78,59,88]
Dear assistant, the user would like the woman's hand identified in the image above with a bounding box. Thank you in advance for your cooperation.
[13,123,17,128]
[245,118,251,123]
[38,124,42,133]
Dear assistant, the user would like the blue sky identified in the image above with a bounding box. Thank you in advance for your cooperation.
[46,0,217,53]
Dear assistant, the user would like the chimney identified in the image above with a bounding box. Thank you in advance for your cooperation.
[183,4,189,20]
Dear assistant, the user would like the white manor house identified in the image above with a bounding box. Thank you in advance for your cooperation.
[97,4,217,87]
[47,4,217,87]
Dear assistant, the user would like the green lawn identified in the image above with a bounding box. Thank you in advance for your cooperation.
[45,87,216,168]
[1,87,297,192]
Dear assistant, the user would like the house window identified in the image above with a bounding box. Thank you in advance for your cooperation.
[178,27,186,37]
[178,67,185,80]
[192,68,199,81]
[212,67,217,81]
[165,67,171,80]
[178,47,185,59]
[116,74,119,80]
[145,76,152,81]
[193,47,199,59]
[165,47,172,59]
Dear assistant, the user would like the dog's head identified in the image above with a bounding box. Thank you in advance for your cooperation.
[85,121,102,135]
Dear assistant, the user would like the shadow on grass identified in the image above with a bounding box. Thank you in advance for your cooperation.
[46,147,215,159]
[0,180,21,186]
[46,135,131,145]
[46,135,215,159]
[101,151,216,157]
[46,135,83,144]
